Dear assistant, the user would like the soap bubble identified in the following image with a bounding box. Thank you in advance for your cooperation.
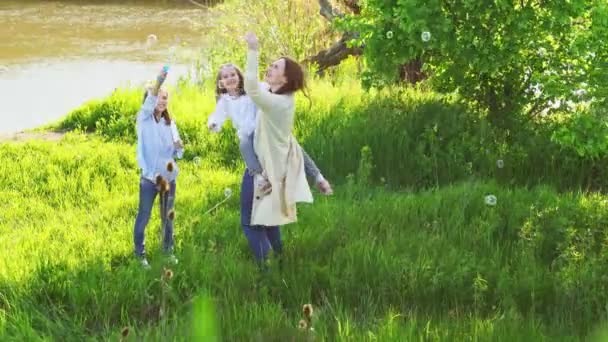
[484,195,497,206]
[421,31,431,42]
[146,34,158,47]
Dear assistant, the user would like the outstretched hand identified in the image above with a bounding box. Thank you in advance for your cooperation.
[157,65,169,83]
[244,32,259,51]
[317,179,334,196]
[174,139,184,149]
[151,65,169,96]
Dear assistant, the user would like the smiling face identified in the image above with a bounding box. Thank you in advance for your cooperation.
[155,89,169,112]
[216,64,245,97]
[264,58,287,89]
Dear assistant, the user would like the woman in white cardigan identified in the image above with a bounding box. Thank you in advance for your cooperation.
[239,32,316,268]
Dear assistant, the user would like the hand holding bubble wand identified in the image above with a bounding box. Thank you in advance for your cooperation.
[149,64,170,96]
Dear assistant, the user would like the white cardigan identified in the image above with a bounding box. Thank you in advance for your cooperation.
[244,50,313,226]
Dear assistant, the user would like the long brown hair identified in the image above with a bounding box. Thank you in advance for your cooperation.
[215,63,246,102]
[273,57,311,106]
[142,90,171,125]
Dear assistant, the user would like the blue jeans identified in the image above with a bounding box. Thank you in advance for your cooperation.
[240,169,282,263]
[133,177,176,256]
[239,133,263,175]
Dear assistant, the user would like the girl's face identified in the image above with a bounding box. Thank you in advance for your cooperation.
[265,58,287,88]
[155,89,169,112]
[218,66,241,92]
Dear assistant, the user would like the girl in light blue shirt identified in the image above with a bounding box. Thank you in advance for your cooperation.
[133,66,184,269]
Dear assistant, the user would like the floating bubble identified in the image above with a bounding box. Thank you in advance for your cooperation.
[146,34,158,47]
[386,31,393,39]
[193,156,201,166]
[484,195,497,206]
[421,31,431,42]
[496,160,504,169]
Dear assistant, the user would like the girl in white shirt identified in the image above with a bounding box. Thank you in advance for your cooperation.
[207,63,333,197]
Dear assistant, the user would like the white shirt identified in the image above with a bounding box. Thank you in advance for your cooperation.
[207,94,257,141]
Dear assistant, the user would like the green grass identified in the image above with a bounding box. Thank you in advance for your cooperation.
[0,132,607,340]
[4,0,608,339]
[4,20,608,337]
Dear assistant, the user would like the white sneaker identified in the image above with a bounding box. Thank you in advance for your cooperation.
[139,257,151,269]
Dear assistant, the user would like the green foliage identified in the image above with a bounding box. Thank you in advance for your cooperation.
[550,111,608,159]
[340,0,608,127]
[1,137,607,339]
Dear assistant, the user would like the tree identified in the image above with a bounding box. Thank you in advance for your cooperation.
[339,0,608,128]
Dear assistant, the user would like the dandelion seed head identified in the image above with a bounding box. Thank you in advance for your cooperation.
[303,304,314,318]
[224,188,233,197]
[193,156,201,166]
[298,319,308,330]
[159,179,169,193]
[386,31,393,39]
[496,160,504,169]
[164,268,174,280]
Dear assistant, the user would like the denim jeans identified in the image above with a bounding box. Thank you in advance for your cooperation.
[133,176,176,256]
[239,169,282,263]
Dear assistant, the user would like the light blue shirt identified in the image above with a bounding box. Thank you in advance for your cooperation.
[136,93,184,183]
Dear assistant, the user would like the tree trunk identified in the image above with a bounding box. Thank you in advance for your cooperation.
[399,58,427,85]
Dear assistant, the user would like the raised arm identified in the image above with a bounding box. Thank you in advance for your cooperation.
[243,33,287,115]
[138,66,169,121]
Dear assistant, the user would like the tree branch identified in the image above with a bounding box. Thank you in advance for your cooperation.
[304,1,362,72]
[303,31,362,72]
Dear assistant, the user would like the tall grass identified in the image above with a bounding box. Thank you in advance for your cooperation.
[5,1,608,339]
[0,135,607,340]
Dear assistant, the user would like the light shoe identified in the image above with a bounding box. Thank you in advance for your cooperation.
[139,257,151,270]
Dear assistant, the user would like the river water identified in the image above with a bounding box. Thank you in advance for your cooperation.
[0,1,209,133]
